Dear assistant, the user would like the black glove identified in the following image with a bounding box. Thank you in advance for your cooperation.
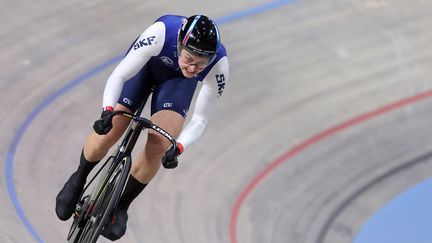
[93,110,114,135]
[162,143,184,169]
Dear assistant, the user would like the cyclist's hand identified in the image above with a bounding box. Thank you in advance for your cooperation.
[93,108,114,135]
[162,143,184,169]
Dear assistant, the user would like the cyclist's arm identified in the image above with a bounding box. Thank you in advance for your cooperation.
[102,21,165,109]
[177,56,229,149]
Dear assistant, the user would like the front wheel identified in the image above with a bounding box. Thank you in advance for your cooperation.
[78,156,131,243]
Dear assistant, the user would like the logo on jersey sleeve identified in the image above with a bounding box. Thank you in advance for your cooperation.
[133,36,156,50]
[216,74,225,96]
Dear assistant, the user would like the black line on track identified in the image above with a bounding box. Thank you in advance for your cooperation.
[315,150,432,243]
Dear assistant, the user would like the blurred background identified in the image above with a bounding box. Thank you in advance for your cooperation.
[1,0,432,242]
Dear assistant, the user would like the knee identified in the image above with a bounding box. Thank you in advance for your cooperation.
[96,133,117,149]
[91,116,130,150]
[83,131,119,161]
[145,130,171,157]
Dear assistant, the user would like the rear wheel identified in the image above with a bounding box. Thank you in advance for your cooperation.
[77,156,131,243]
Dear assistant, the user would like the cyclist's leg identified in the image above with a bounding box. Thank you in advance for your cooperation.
[132,77,198,182]
[131,110,185,181]
[55,105,131,221]
[83,104,132,161]
[102,77,197,240]
[57,108,147,222]
[56,63,152,221]
[102,110,185,240]
[84,64,153,162]
[114,77,197,207]
[132,77,198,184]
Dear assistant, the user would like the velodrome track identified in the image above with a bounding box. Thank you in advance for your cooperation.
[2,0,432,242]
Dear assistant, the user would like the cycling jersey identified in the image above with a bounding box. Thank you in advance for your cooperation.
[101,15,229,149]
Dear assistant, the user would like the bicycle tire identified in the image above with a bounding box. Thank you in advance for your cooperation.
[67,155,117,243]
[67,195,89,242]
[78,156,131,243]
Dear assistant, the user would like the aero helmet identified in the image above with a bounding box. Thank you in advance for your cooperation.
[177,15,220,63]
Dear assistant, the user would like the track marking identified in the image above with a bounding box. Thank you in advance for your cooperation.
[229,90,432,243]
[318,151,432,243]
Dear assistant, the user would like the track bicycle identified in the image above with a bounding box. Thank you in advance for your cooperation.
[66,105,177,243]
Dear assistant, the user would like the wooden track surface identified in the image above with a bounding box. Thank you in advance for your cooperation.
[1,1,432,242]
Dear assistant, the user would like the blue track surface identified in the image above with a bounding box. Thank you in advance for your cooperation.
[354,178,432,243]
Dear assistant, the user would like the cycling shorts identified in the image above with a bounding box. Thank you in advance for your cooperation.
[117,58,198,118]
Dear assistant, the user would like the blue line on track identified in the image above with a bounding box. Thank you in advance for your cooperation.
[4,1,296,242]
[215,0,298,25]
[5,56,122,243]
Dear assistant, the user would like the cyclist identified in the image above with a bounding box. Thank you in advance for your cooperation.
[55,14,229,240]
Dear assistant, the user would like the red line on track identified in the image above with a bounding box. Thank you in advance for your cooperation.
[229,90,432,243]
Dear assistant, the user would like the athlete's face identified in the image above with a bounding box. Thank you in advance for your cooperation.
[178,49,209,78]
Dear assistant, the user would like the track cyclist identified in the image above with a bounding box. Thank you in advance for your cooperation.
[55,14,229,241]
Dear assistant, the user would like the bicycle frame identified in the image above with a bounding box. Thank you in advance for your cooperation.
[68,103,177,242]
[83,102,176,199]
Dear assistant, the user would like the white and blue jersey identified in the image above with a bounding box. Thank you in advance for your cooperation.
[102,15,229,149]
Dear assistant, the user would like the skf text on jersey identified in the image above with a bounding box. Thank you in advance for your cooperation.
[134,36,156,50]
[216,74,225,96]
